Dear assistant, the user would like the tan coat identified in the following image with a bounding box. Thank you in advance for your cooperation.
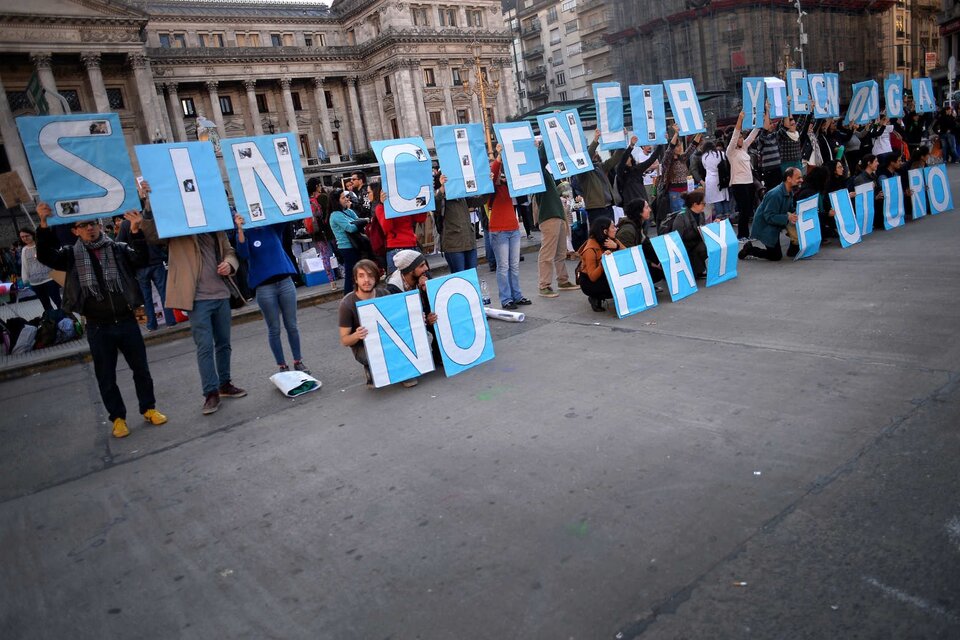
[140,218,238,311]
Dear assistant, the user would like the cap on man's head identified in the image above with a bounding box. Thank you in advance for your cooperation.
[393,249,426,274]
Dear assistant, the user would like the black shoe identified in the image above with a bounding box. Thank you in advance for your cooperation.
[514,297,532,305]
[503,301,518,310]
[786,243,799,258]
[589,297,604,312]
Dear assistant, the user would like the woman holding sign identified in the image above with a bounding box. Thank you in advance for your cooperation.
[577,217,624,312]
[234,215,310,375]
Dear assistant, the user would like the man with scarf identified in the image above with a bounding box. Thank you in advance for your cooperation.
[35,202,167,439]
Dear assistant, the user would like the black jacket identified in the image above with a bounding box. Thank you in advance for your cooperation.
[36,226,148,323]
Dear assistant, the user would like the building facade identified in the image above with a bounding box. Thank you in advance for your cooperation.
[0,0,517,194]
[606,0,896,120]
[879,0,941,81]
[507,0,612,111]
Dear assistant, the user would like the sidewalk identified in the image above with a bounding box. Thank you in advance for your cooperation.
[0,233,544,381]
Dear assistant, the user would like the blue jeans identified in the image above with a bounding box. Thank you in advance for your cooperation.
[444,248,477,273]
[490,229,522,304]
[484,232,496,270]
[255,277,301,366]
[940,133,959,163]
[668,190,686,214]
[136,264,176,330]
[340,247,359,294]
[190,298,232,395]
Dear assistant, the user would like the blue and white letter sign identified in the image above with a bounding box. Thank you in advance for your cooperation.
[493,122,545,197]
[650,231,698,302]
[794,194,822,260]
[881,176,905,230]
[908,168,927,219]
[373,137,435,219]
[853,183,875,236]
[17,113,139,225]
[601,246,657,318]
[628,84,667,145]
[221,133,310,229]
[433,124,494,201]
[698,219,738,286]
[924,164,953,215]
[742,78,766,130]
[845,81,879,126]
[135,141,233,238]
[663,78,706,135]
[594,82,626,150]
[536,109,593,179]
[828,188,861,248]
[912,78,936,113]
[426,269,495,377]
[787,69,810,114]
[357,290,435,388]
[884,75,904,119]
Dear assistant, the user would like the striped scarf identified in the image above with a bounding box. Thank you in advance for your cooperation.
[74,234,122,300]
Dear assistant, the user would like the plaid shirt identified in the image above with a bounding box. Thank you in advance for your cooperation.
[757,130,781,168]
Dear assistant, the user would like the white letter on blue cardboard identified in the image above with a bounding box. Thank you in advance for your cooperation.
[794,194,822,260]
[426,269,495,377]
[663,79,706,135]
[358,290,435,387]
[493,122,545,197]
[601,246,657,318]
[373,137,434,218]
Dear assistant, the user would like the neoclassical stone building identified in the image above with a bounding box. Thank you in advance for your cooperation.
[0,0,517,192]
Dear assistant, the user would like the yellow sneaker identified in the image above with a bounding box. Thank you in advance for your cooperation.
[112,418,130,438]
[143,409,167,426]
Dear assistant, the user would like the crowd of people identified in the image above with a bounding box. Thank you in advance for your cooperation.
[15,98,951,437]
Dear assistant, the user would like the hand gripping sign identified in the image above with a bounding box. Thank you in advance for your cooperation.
[649,231,698,302]
[357,290,436,388]
[425,269,495,377]
[221,133,311,228]
[601,246,658,318]
[880,175,905,230]
[135,141,234,238]
[17,113,139,225]
[432,123,494,201]
[372,137,435,219]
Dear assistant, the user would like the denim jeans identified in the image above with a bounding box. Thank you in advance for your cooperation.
[255,276,301,366]
[490,229,522,304]
[484,232,496,270]
[940,133,959,163]
[190,298,232,395]
[340,247,360,294]
[668,190,686,214]
[86,317,155,421]
[444,248,477,273]
[136,264,176,330]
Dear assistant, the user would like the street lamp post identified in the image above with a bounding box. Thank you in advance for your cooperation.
[795,0,808,69]
[461,40,500,156]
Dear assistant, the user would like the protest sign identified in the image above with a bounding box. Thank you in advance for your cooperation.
[650,231,698,302]
[765,77,788,119]
[794,194,822,260]
[221,133,310,228]
[829,188,861,247]
[787,69,810,114]
[663,78,706,135]
[924,164,954,215]
[628,84,667,145]
[601,245,658,318]
[854,183,875,236]
[881,175,905,230]
[536,109,593,179]
[884,75,904,119]
[742,78,766,130]
[135,141,233,238]
[493,121,545,197]
[912,78,936,113]
[433,124,494,200]
[373,137,435,218]
[426,269,495,377]
[845,80,879,126]
[698,219,738,286]
[358,290,435,388]
[594,82,626,150]
[17,113,139,225]
[908,168,927,219]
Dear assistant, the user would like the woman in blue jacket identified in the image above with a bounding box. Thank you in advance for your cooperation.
[328,188,368,294]
[234,214,309,374]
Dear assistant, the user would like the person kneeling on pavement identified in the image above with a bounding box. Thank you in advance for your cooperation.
[738,167,802,262]
[670,190,708,279]
[577,217,624,312]
[35,202,167,438]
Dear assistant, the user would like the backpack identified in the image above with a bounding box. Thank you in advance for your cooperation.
[4,316,26,347]
[657,210,683,237]
[717,152,732,190]
[34,316,59,350]
[366,212,387,257]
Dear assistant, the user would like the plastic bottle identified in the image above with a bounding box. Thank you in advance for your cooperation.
[480,279,491,306]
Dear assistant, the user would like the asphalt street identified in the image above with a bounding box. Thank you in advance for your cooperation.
[1,171,959,639]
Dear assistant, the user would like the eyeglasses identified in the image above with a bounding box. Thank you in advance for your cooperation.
[73,221,97,229]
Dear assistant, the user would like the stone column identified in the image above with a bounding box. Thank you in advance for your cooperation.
[165,82,187,142]
[205,80,226,139]
[470,91,482,125]
[375,84,391,139]
[344,76,367,149]
[438,60,455,125]
[81,52,110,113]
[312,77,333,154]
[128,53,161,142]
[394,68,419,137]
[0,71,35,190]
[155,83,173,141]
[408,63,432,142]
[30,52,63,114]
[244,79,263,135]
[358,75,384,142]
[279,78,299,135]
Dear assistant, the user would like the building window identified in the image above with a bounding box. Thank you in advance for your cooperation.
[565,20,578,34]
[324,90,334,109]
[314,33,325,47]
[291,92,303,111]
[219,96,234,115]
[61,90,81,112]
[561,0,576,11]
[384,75,392,95]
[7,91,30,112]
[199,33,224,47]
[271,33,283,47]
[456,109,469,124]
[304,35,313,47]
[181,97,196,117]
[467,9,483,27]
[569,64,584,78]
[550,28,561,45]
[236,33,261,47]
[159,33,186,48]
[256,94,269,113]
[423,68,436,87]
[429,111,443,127]
[438,7,457,27]
[452,68,463,86]
[558,90,567,101]
[547,6,558,24]
[555,71,566,86]
[566,42,581,56]
[412,6,429,26]
[106,88,125,110]
[552,51,564,67]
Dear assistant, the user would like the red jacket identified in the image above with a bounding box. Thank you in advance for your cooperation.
[377,203,426,249]
[488,159,519,232]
